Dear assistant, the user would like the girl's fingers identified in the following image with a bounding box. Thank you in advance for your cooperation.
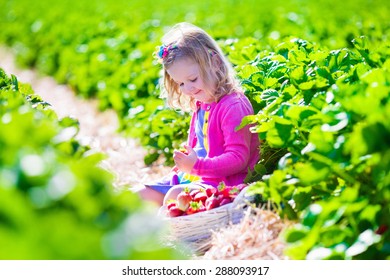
[173,151,185,161]
[184,145,195,155]
[174,149,186,157]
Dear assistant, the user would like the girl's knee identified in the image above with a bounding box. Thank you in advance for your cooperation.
[138,187,164,206]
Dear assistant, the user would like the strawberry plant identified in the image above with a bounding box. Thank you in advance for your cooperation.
[232,36,390,259]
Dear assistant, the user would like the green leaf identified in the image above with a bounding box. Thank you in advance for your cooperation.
[254,163,267,176]
[238,64,259,79]
[301,203,322,227]
[266,118,295,148]
[294,161,331,186]
[285,226,309,243]
[11,74,19,91]
[323,206,346,227]
[264,77,279,88]
[359,204,381,224]
[292,187,313,211]
[143,151,160,165]
[299,80,316,90]
[260,89,279,103]
[290,66,305,82]
[351,36,369,51]
[308,126,335,153]
[345,122,390,158]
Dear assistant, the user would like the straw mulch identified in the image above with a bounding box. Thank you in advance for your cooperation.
[200,207,291,260]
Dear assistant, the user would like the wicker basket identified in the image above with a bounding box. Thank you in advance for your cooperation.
[159,187,254,254]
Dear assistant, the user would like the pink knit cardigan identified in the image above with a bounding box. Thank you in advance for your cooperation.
[188,92,260,187]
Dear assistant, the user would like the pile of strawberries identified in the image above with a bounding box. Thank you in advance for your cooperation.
[166,183,247,217]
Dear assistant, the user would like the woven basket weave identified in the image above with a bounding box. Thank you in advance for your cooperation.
[160,187,254,254]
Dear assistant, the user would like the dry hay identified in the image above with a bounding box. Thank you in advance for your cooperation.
[201,207,292,260]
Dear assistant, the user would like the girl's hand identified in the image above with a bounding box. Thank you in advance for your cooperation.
[173,145,197,173]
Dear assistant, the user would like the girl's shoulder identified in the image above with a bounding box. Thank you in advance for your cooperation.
[218,91,251,108]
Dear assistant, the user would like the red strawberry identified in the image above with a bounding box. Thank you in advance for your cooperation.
[177,190,192,211]
[217,182,226,193]
[228,186,240,199]
[219,197,232,206]
[186,201,203,215]
[166,201,177,210]
[168,206,184,217]
[222,188,231,198]
[190,189,200,198]
[205,196,220,210]
[194,192,207,203]
[218,183,232,198]
[205,186,218,197]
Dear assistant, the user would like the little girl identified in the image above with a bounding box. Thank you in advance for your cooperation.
[139,22,260,205]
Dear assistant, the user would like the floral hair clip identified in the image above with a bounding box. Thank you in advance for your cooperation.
[156,44,178,62]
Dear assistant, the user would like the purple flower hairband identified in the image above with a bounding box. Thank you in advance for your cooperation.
[155,44,216,63]
[156,44,178,60]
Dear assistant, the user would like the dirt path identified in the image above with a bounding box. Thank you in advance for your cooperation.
[0,46,170,191]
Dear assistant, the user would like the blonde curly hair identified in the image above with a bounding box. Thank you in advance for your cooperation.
[157,22,241,111]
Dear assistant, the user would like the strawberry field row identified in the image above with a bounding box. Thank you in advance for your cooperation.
[1,0,389,163]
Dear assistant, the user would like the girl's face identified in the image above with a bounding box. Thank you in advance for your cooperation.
[166,58,215,104]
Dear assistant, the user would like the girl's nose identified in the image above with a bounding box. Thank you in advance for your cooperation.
[182,84,194,95]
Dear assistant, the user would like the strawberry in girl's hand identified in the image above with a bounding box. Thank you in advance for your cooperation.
[177,188,192,211]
